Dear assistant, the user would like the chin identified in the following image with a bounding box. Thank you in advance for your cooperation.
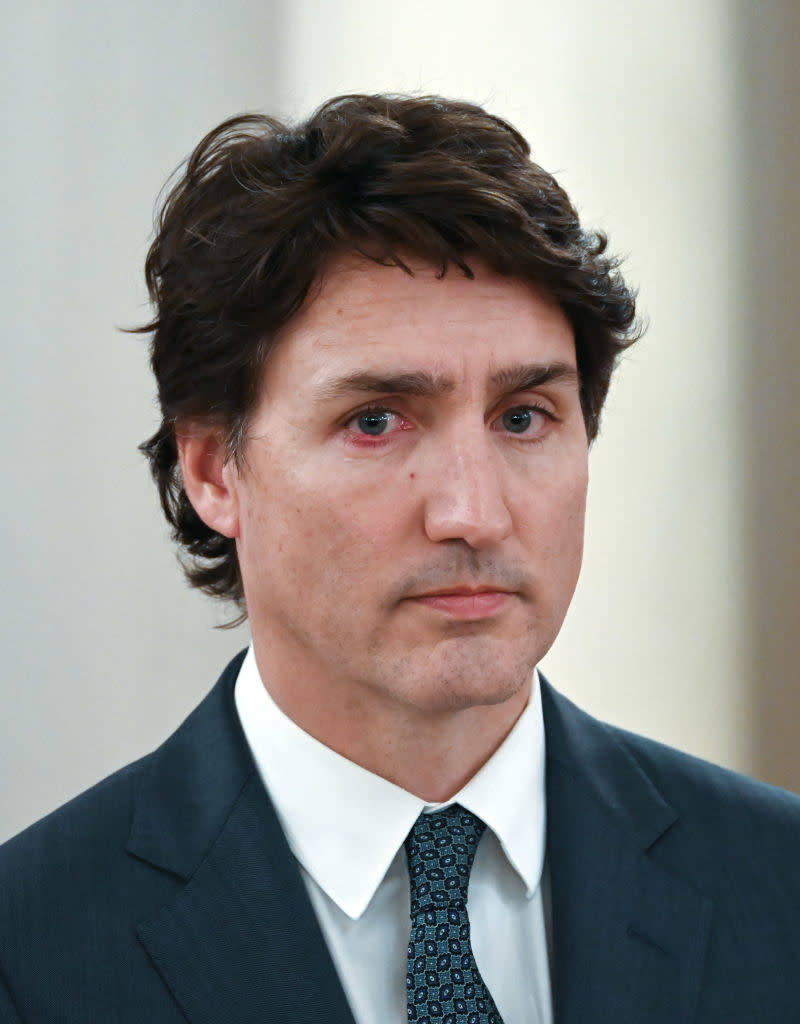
[404,680,529,717]
[404,648,536,713]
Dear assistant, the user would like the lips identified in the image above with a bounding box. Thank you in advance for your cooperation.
[416,585,512,597]
[409,587,513,620]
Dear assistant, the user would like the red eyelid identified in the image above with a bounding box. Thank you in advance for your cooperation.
[343,406,411,444]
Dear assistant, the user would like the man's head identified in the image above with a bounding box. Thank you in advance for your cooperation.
[140,93,639,620]
[176,254,590,739]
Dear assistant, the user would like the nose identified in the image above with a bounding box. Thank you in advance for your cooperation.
[422,432,513,549]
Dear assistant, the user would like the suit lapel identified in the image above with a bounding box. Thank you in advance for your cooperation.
[541,682,712,1024]
[126,654,714,1022]
[128,654,356,1024]
[136,773,356,1024]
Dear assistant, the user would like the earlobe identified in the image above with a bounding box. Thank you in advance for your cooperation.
[176,426,241,539]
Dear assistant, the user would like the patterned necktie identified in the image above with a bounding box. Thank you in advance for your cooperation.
[404,804,504,1023]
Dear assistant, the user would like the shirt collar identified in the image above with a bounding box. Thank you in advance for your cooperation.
[235,645,546,919]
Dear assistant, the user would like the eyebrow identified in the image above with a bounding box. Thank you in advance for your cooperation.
[314,362,579,402]
[315,370,454,401]
[490,361,580,393]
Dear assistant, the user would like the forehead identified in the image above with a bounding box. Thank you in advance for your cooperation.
[265,254,576,391]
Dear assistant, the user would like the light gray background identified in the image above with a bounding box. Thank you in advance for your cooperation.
[2,0,798,844]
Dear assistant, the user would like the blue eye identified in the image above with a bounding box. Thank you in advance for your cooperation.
[356,410,391,435]
[502,407,534,433]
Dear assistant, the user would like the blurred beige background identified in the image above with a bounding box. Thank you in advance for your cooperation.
[1,0,798,844]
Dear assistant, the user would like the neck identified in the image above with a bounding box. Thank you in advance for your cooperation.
[250,643,531,802]
[351,697,530,802]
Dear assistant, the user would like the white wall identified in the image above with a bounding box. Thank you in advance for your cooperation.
[2,0,798,844]
[0,1,276,841]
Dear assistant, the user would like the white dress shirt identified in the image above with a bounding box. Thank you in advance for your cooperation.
[235,646,553,1024]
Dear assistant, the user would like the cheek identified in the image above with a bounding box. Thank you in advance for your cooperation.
[519,464,588,564]
[245,469,407,587]
[316,491,410,580]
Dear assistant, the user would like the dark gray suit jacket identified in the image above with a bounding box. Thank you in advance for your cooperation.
[1,651,799,1021]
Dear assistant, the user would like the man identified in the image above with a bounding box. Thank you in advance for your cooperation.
[0,94,798,1023]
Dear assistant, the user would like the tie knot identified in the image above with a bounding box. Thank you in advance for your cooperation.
[404,804,487,918]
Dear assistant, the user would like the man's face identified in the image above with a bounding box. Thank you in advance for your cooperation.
[228,255,588,721]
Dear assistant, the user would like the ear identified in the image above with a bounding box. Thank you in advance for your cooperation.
[176,425,240,539]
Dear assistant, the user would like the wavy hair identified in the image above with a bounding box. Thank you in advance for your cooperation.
[136,93,641,616]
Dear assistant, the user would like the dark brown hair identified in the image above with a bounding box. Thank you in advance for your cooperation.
[137,93,641,615]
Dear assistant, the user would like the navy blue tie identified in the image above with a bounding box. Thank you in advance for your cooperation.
[404,805,504,1023]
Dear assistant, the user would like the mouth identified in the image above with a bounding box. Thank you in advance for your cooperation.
[408,586,515,620]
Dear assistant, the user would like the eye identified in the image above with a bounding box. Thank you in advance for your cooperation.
[346,407,407,438]
[495,405,550,436]
[356,410,392,435]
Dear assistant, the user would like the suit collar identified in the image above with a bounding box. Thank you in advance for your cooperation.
[541,679,713,1024]
[127,654,712,1024]
[126,650,252,879]
[541,678,678,849]
[129,651,356,1024]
